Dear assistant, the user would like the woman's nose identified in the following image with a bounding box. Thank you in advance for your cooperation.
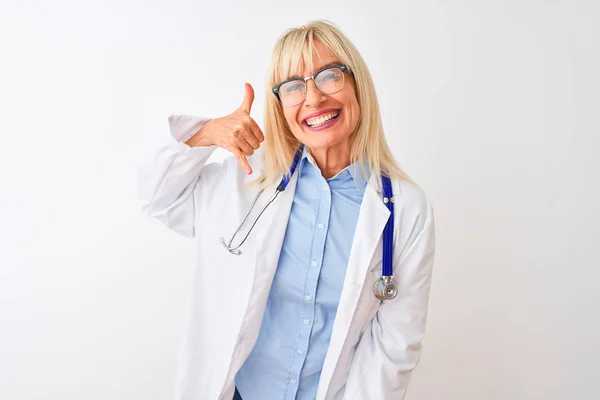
[304,79,326,107]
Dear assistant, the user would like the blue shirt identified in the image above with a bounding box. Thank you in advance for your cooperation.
[235,148,368,400]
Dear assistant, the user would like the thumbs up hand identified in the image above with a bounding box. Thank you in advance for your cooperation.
[185,83,265,175]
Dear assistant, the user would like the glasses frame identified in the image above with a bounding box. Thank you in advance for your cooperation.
[272,64,353,106]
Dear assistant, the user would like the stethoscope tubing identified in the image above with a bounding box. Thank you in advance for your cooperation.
[219,147,398,300]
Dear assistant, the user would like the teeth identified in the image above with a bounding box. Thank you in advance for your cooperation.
[306,111,339,127]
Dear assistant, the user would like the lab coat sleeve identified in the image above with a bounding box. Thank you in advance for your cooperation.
[344,200,436,400]
[138,115,217,238]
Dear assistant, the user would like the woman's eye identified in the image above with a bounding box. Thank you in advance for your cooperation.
[285,83,304,92]
[318,70,342,84]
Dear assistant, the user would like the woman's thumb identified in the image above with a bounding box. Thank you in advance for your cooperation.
[239,82,255,114]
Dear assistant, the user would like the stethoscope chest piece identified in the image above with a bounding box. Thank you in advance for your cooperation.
[373,276,398,300]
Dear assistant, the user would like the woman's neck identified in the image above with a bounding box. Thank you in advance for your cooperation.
[307,141,352,179]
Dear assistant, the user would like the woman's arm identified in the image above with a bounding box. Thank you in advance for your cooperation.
[138,115,218,238]
[138,83,264,237]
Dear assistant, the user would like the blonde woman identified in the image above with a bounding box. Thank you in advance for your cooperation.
[139,20,435,400]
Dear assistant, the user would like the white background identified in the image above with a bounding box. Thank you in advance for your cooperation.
[1,0,598,399]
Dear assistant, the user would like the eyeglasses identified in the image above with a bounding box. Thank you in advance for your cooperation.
[272,64,352,107]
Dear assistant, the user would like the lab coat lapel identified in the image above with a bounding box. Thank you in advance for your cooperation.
[221,172,299,394]
[253,171,298,281]
[316,175,391,399]
[242,172,299,329]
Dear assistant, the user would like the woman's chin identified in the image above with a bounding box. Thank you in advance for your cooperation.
[300,135,349,152]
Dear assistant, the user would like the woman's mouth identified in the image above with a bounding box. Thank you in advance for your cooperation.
[303,110,341,131]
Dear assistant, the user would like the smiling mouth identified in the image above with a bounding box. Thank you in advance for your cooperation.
[303,110,341,128]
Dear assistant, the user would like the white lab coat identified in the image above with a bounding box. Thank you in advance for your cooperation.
[138,115,436,400]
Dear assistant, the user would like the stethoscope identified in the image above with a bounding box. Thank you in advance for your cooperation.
[219,149,398,301]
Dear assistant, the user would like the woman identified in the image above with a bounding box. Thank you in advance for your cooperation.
[139,20,435,400]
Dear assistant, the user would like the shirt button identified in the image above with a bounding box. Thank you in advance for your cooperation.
[304,319,309,324]
[291,379,297,384]
[324,185,329,191]
[297,349,303,354]
[311,261,317,267]
[305,295,311,301]
[318,223,324,229]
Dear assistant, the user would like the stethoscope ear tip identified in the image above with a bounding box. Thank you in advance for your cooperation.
[219,237,243,255]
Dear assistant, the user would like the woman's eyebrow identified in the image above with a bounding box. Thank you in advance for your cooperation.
[288,61,342,79]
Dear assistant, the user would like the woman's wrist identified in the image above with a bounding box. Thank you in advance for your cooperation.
[185,119,215,148]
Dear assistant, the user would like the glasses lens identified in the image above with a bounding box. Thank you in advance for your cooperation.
[279,80,306,106]
[315,67,344,94]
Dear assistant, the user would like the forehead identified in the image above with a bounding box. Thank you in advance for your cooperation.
[304,40,337,71]
[279,38,340,81]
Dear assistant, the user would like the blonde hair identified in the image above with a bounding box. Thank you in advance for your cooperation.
[262,20,411,187]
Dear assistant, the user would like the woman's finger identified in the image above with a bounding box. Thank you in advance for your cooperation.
[232,148,252,175]
[235,135,255,156]
[247,117,265,144]
[243,127,261,150]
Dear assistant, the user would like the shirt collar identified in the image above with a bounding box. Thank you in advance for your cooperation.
[298,146,370,192]
[298,145,313,176]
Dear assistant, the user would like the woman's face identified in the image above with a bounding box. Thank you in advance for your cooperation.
[280,40,360,152]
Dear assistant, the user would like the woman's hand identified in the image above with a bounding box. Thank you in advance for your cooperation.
[185,83,265,175]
